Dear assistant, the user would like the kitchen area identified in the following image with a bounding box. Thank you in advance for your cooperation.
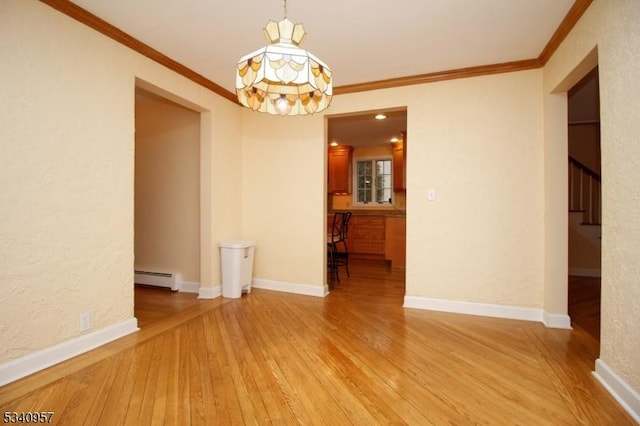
[327,109,407,273]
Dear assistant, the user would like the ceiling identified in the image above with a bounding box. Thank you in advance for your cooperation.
[328,109,407,147]
[68,0,577,147]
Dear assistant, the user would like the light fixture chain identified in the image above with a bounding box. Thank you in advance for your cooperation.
[283,0,287,18]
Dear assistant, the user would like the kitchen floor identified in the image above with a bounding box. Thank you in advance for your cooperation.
[328,258,406,306]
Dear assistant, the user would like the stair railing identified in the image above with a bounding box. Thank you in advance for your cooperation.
[568,156,601,225]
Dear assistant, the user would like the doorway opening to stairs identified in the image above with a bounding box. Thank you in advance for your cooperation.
[567,67,601,348]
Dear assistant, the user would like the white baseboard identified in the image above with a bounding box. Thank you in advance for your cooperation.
[0,318,138,386]
[404,296,573,329]
[403,296,574,329]
[569,267,601,277]
[403,296,543,323]
[594,359,640,423]
[179,281,200,294]
[252,278,328,298]
[198,285,221,299]
[542,311,572,329]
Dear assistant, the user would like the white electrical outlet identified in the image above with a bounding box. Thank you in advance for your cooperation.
[79,312,91,331]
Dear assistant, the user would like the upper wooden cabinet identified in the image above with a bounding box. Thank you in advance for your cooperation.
[392,131,407,192]
[328,145,353,194]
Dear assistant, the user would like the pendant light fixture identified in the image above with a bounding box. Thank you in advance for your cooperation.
[235,0,332,116]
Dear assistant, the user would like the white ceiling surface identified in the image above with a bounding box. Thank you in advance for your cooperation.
[328,110,408,147]
[71,0,574,94]
[77,0,574,147]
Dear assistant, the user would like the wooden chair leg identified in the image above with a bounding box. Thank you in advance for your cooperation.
[327,243,340,286]
[338,240,350,278]
[345,254,350,277]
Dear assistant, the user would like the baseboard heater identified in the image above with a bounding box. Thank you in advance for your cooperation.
[134,270,178,291]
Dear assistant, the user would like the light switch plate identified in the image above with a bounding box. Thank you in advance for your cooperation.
[79,312,91,331]
[427,189,436,201]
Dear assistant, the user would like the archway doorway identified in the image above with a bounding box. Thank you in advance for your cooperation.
[134,87,202,327]
[567,67,601,348]
[325,108,407,305]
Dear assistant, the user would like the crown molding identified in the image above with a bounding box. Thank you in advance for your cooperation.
[39,0,239,104]
[333,59,541,95]
[538,0,594,65]
[39,0,593,100]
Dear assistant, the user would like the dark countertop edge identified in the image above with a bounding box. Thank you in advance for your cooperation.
[329,209,406,217]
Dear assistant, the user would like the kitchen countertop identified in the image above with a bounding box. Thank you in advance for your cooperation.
[330,209,406,217]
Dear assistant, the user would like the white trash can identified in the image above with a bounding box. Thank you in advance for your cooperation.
[219,240,255,298]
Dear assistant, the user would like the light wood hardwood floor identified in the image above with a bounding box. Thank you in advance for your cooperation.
[0,260,633,424]
[568,275,601,340]
[567,275,602,362]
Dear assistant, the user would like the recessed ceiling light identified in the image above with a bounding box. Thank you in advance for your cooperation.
[374,113,387,120]
[330,141,339,147]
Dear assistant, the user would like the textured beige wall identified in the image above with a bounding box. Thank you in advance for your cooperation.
[240,111,325,286]
[543,0,640,392]
[135,96,200,283]
[404,71,545,307]
[0,0,241,364]
[241,69,545,306]
[543,91,570,316]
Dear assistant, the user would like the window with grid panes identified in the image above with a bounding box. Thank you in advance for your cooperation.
[354,158,392,205]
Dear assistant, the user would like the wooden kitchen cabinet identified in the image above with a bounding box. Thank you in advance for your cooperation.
[328,145,353,194]
[331,213,405,265]
[385,216,406,268]
[350,215,385,256]
[392,131,406,192]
